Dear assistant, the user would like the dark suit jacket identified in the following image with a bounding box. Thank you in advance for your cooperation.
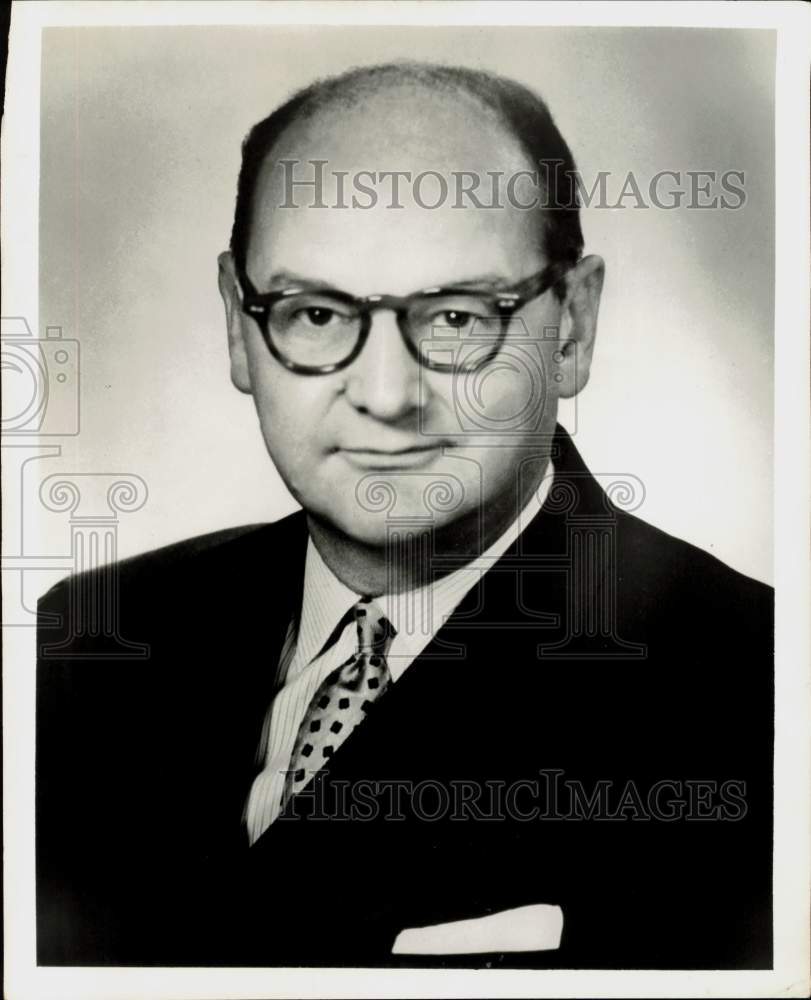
[36,426,773,969]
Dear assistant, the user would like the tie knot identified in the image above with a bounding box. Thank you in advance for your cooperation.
[353,598,394,655]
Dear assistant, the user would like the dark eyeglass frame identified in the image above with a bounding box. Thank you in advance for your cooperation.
[235,260,570,375]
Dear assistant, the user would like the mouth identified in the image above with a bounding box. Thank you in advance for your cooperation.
[339,444,444,470]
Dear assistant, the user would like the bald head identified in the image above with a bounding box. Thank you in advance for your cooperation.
[229,61,584,290]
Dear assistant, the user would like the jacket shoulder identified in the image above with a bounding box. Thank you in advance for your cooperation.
[617,507,770,592]
[552,425,772,616]
[38,512,307,614]
[614,506,772,637]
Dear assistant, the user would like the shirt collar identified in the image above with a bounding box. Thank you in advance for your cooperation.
[296,462,555,667]
[295,540,360,668]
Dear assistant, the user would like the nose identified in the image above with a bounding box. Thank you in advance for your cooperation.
[343,310,424,422]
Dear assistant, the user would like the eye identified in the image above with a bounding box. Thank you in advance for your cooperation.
[297,306,336,327]
[439,310,473,329]
[421,295,491,334]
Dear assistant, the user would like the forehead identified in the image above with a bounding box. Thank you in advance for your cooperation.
[247,85,545,294]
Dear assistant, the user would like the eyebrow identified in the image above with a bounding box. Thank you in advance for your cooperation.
[262,269,513,293]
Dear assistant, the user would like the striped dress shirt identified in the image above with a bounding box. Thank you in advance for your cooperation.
[245,463,554,843]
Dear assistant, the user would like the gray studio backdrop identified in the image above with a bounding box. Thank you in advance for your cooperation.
[37,25,774,587]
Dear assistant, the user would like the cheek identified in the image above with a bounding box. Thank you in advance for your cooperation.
[478,367,541,420]
[485,340,558,408]
[246,361,329,473]
[432,349,557,437]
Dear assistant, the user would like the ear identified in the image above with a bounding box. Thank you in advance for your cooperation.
[555,254,604,399]
[218,250,252,393]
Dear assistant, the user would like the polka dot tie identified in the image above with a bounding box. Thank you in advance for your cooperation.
[282,597,395,809]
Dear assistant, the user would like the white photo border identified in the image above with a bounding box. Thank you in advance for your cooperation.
[3,3,809,998]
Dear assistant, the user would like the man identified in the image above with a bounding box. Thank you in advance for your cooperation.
[37,62,772,969]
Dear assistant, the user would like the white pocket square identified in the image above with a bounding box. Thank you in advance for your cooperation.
[391,903,564,956]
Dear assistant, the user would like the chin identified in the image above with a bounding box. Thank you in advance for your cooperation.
[343,503,479,551]
[309,503,431,548]
[305,504,386,548]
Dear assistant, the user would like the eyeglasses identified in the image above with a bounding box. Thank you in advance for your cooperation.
[236,261,568,375]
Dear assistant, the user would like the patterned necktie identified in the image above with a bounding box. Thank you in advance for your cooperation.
[282,597,395,809]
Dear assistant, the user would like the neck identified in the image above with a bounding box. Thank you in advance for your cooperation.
[307,455,550,596]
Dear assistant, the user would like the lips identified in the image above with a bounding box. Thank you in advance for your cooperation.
[339,444,443,469]
[344,445,436,455]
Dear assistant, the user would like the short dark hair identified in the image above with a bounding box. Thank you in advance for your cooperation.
[229,61,584,297]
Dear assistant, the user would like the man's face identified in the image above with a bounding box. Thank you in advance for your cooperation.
[222,87,598,549]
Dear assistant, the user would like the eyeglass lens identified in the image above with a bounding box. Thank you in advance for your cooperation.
[267,290,506,370]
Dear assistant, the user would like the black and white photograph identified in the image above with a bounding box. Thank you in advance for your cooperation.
[2,2,809,998]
